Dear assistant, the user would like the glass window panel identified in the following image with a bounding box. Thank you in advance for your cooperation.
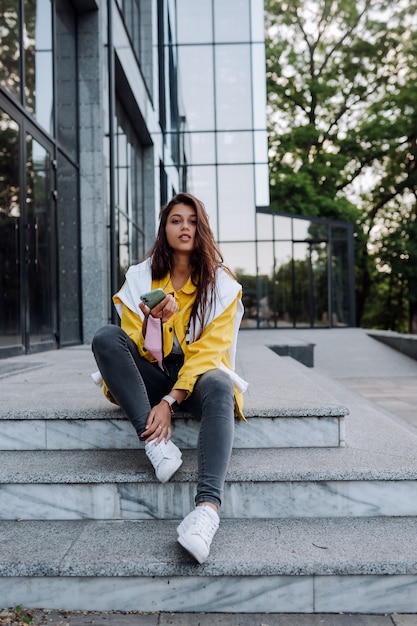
[0,109,21,348]
[255,163,270,207]
[56,151,81,345]
[183,165,218,237]
[332,224,349,240]
[254,130,268,163]
[311,220,330,241]
[293,217,313,241]
[250,0,266,41]
[256,212,273,241]
[220,242,256,328]
[257,241,276,327]
[311,242,329,327]
[293,241,329,327]
[218,164,255,241]
[252,44,267,130]
[184,132,216,165]
[26,136,54,344]
[178,46,215,131]
[117,125,128,167]
[217,131,253,164]
[292,242,310,327]
[214,0,250,42]
[0,2,20,99]
[131,143,144,260]
[274,241,293,327]
[222,242,256,277]
[331,239,350,327]
[215,45,252,130]
[114,101,145,282]
[274,214,292,240]
[55,0,77,159]
[176,0,213,44]
[117,166,128,215]
[24,0,54,134]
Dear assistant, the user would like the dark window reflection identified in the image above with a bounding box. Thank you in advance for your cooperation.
[0,109,21,347]
[56,0,77,159]
[25,135,54,343]
[56,151,81,345]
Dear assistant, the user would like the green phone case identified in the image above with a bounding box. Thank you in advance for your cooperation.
[140,288,167,309]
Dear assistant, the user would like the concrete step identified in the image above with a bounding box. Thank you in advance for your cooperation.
[0,411,346,451]
[2,448,417,521]
[1,517,417,613]
[0,344,348,450]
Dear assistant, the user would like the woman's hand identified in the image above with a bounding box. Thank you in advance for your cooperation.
[139,294,178,324]
[141,401,173,443]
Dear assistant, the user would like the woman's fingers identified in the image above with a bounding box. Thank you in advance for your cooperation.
[150,294,178,322]
[141,404,172,443]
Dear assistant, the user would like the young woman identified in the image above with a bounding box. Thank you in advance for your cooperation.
[92,192,248,564]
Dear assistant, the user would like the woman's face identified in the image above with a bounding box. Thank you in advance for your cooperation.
[165,203,197,253]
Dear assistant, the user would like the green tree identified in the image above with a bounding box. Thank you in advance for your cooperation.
[265,0,417,330]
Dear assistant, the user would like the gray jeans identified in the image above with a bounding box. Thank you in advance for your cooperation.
[92,324,235,508]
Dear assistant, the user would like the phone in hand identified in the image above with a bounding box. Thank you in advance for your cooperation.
[140,288,167,309]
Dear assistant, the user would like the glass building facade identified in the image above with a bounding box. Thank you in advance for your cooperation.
[0,0,355,357]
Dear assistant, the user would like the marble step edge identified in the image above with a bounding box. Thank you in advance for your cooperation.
[0,403,349,419]
[1,517,417,578]
[1,448,417,483]
[3,474,417,521]
[0,414,345,450]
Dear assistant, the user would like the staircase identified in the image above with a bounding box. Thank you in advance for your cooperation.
[1,334,417,614]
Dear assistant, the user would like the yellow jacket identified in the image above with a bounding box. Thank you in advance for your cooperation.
[110,260,247,419]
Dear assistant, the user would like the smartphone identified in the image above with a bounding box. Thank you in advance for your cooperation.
[140,288,167,309]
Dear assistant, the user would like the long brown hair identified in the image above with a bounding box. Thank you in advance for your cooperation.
[146,193,225,334]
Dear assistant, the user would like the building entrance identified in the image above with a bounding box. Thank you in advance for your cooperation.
[0,105,57,356]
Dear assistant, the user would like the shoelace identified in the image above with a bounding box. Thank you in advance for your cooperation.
[187,510,218,542]
[146,442,166,464]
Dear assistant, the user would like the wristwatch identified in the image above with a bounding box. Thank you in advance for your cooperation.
[162,394,179,414]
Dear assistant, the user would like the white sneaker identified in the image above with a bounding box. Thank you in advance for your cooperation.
[145,439,182,483]
[177,505,220,564]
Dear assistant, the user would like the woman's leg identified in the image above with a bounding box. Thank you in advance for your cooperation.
[92,325,183,483]
[92,325,172,438]
[182,368,235,508]
[177,369,234,563]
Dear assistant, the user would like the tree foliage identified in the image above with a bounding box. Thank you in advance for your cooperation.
[265,0,417,330]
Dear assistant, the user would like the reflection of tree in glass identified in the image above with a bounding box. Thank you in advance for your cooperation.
[0,3,20,97]
[23,0,37,115]
[0,109,21,338]
[0,111,20,219]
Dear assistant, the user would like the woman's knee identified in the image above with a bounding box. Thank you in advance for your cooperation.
[199,369,234,397]
[92,324,124,354]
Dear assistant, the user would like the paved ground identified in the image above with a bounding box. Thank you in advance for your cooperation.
[289,327,417,437]
[1,608,416,625]
[1,328,417,626]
